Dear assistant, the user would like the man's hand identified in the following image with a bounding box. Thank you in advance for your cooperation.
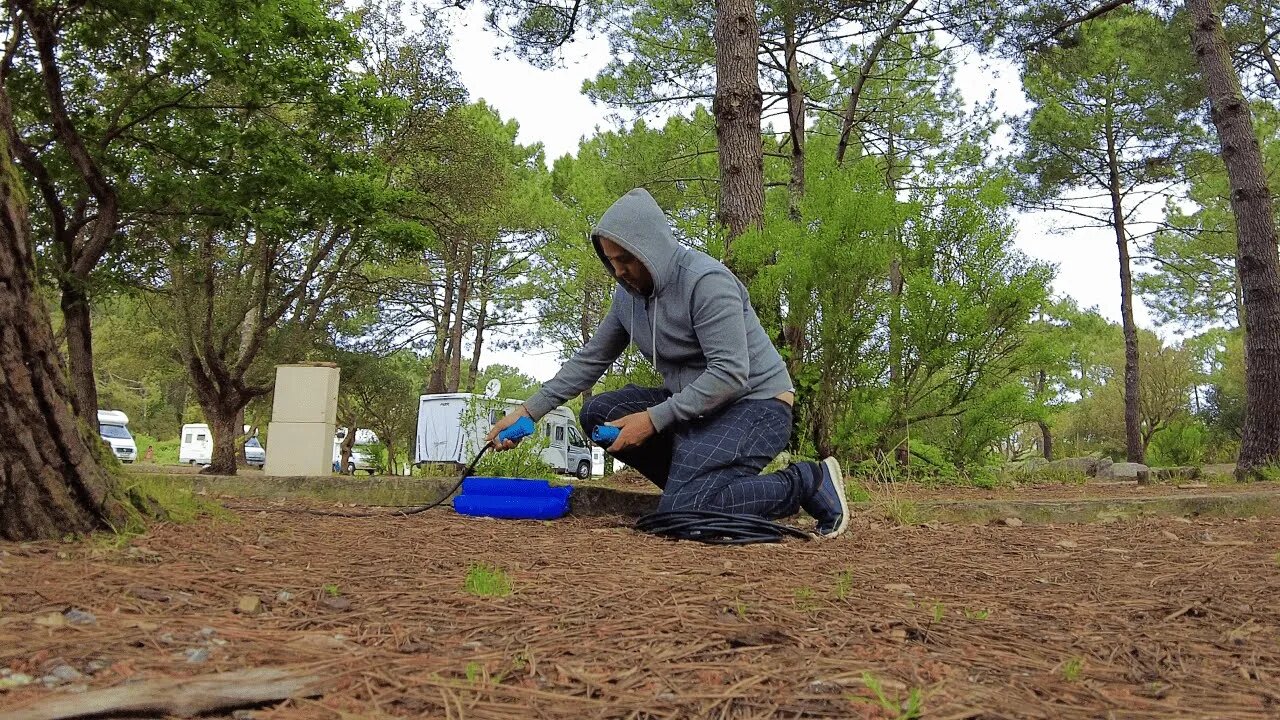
[486,405,531,451]
[606,410,656,453]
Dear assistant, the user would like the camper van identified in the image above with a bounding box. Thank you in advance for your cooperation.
[180,424,265,468]
[179,424,211,465]
[333,428,379,475]
[414,393,594,479]
[97,410,137,464]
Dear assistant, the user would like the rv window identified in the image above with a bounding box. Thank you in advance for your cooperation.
[543,423,551,437]
[197,434,207,442]
[184,434,192,443]
[489,410,501,425]
[567,426,584,447]
[555,426,564,442]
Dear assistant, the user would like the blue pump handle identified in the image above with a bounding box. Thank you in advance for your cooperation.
[496,415,535,444]
[592,425,620,445]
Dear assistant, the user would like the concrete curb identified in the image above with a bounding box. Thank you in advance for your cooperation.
[130,472,1280,525]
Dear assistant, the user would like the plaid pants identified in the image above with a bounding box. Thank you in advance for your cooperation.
[579,385,820,518]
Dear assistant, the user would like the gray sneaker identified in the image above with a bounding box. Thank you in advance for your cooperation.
[808,458,849,539]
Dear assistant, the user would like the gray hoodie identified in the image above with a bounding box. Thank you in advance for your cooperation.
[523,188,793,432]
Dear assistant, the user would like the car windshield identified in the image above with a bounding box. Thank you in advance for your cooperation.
[99,424,132,440]
[246,437,262,448]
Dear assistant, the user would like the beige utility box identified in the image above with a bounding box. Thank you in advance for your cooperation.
[265,363,340,477]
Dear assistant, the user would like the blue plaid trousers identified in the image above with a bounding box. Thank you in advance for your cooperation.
[579,385,820,518]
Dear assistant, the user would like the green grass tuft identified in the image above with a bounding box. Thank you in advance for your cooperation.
[465,563,513,597]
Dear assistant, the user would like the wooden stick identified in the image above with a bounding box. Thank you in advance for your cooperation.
[0,668,326,720]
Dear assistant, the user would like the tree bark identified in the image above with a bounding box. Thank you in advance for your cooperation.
[1106,119,1144,464]
[1036,369,1053,460]
[0,134,122,540]
[340,423,357,474]
[713,0,764,260]
[204,404,240,477]
[783,11,804,221]
[1189,0,1280,475]
[59,281,99,423]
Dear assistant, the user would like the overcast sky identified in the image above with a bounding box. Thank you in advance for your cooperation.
[440,5,1167,381]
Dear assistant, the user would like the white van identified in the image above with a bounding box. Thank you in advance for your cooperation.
[180,424,265,468]
[179,423,212,465]
[414,393,594,479]
[333,428,379,475]
[97,410,137,464]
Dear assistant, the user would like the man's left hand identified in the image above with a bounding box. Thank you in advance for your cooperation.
[607,411,656,453]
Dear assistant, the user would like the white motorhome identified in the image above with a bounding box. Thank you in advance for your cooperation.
[180,424,265,468]
[414,393,594,479]
[333,428,379,475]
[179,423,212,465]
[97,410,137,464]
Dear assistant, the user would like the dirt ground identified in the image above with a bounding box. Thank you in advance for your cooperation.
[2,503,1279,719]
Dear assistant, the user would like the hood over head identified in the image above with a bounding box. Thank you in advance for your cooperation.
[591,188,678,297]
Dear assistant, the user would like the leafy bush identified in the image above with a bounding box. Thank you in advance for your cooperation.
[1147,418,1207,467]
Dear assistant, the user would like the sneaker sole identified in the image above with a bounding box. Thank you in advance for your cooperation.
[818,457,849,539]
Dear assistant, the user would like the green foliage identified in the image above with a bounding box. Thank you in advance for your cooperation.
[132,435,181,466]
[1061,657,1085,682]
[464,563,513,597]
[324,583,342,597]
[855,672,924,720]
[1147,418,1209,467]
[833,571,855,601]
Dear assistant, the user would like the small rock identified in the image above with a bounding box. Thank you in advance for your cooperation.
[184,648,210,663]
[49,665,82,684]
[0,673,34,690]
[1003,517,1024,527]
[237,595,263,615]
[198,627,217,638]
[1161,530,1179,542]
[319,596,351,612]
[1100,462,1150,480]
[461,640,483,650]
[158,633,178,645]
[1055,539,1078,548]
[63,609,96,626]
[85,660,109,675]
[276,590,294,603]
[883,583,914,595]
[34,612,67,628]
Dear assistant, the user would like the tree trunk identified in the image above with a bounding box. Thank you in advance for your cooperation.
[59,281,100,424]
[783,12,804,221]
[836,0,918,167]
[713,0,764,259]
[427,264,455,394]
[340,423,357,474]
[1106,122,1144,464]
[234,407,248,467]
[1036,369,1053,460]
[0,135,122,540]
[1189,0,1280,475]
[202,401,242,476]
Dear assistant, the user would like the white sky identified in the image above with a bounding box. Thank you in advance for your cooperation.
[443,5,1165,381]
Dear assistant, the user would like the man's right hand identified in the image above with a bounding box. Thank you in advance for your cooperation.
[485,405,532,451]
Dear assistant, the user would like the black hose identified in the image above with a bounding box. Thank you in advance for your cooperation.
[635,510,811,544]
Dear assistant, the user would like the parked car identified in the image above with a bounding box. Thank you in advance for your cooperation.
[245,436,266,469]
[98,410,137,464]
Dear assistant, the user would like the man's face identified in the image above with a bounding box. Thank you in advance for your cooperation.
[599,236,653,295]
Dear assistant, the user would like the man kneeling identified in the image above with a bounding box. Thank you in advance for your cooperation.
[487,188,848,538]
